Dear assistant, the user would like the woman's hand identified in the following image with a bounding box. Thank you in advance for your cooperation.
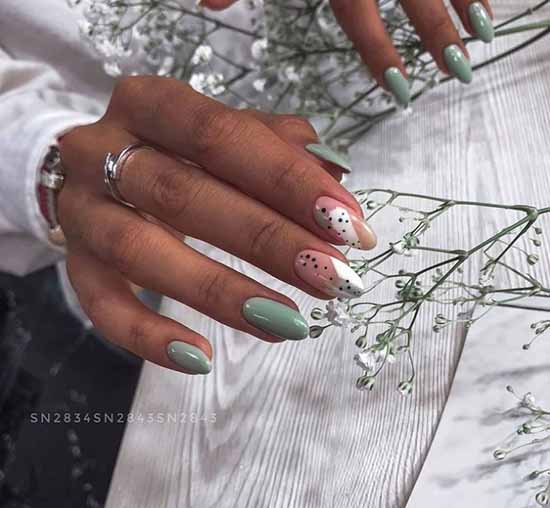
[57,76,376,375]
[202,0,493,107]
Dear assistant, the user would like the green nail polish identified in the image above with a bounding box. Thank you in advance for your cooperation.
[468,2,494,43]
[383,67,411,107]
[305,143,352,174]
[166,341,212,374]
[443,44,473,84]
[243,297,309,341]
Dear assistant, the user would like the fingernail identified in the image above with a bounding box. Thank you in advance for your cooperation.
[305,143,352,174]
[242,297,309,340]
[468,2,494,43]
[166,341,212,374]
[443,45,473,84]
[314,196,377,250]
[383,67,411,107]
[295,249,364,299]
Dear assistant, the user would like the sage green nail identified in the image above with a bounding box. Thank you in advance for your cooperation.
[383,67,411,107]
[243,297,309,341]
[166,341,212,374]
[443,44,473,84]
[468,2,494,43]
[305,143,351,174]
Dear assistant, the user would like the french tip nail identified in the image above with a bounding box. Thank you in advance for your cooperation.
[305,143,352,174]
[166,341,212,374]
[314,196,377,251]
[383,67,411,108]
[295,250,364,299]
[443,44,473,85]
[468,2,495,43]
[243,297,309,341]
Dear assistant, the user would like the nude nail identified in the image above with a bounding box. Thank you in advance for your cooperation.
[295,249,364,299]
[314,196,377,250]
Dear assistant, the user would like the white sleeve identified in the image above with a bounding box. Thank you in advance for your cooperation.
[0,48,103,276]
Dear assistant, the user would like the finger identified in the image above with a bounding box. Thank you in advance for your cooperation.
[66,249,213,375]
[400,0,473,84]
[105,78,377,250]
[330,0,411,107]
[243,110,346,180]
[198,0,238,11]
[59,192,313,342]
[451,0,494,43]
[60,123,368,297]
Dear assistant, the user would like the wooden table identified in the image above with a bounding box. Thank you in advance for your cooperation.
[106,4,550,506]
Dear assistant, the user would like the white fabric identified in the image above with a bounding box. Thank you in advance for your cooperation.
[0,0,109,276]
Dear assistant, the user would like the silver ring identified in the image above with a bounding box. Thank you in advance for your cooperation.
[104,142,153,208]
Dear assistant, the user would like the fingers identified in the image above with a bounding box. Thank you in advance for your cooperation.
[66,249,213,374]
[452,1,494,43]
[106,78,376,250]
[59,191,313,342]
[198,0,238,10]
[330,0,411,107]
[400,0,472,84]
[95,88,377,251]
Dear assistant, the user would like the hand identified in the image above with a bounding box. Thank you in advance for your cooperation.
[201,0,494,106]
[57,76,377,375]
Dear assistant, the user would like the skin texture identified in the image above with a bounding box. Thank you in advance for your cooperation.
[201,0,493,102]
[57,76,377,375]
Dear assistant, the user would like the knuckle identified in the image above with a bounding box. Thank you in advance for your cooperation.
[127,319,150,358]
[110,76,187,125]
[150,167,206,220]
[248,218,288,262]
[106,222,147,277]
[197,271,230,307]
[270,157,311,196]
[428,16,453,41]
[192,107,245,154]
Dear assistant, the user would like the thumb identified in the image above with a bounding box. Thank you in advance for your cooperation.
[199,0,239,10]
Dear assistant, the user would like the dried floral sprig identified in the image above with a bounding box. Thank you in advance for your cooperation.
[69,0,550,148]
[494,387,550,506]
[309,189,550,395]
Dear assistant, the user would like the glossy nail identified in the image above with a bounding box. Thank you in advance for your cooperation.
[443,45,473,84]
[305,143,352,174]
[166,341,212,374]
[314,196,377,250]
[468,2,494,43]
[243,297,309,340]
[383,67,411,107]
[295,250,364,299]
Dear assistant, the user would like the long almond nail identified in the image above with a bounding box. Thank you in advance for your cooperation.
[314,196,377,250]
[295,250,364,299]
[305,143,352,174]
[468,2,494,43]
[384,67,411,107]
[443,45,473,84]
[166,341,212,374]
[242,297,309,340]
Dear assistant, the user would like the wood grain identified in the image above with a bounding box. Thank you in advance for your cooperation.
[106,4,550,507]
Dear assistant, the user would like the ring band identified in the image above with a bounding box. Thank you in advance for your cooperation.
[104,143,153,208]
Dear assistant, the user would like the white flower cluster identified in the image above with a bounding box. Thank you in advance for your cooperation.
[310,189,550,395]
